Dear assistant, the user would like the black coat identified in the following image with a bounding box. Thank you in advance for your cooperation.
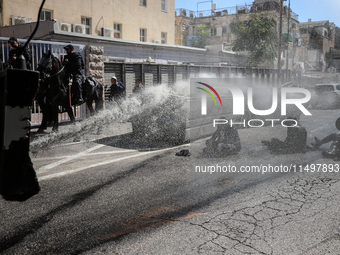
[110,82,126,101]
[64,52,84,76]
[8,44,32,69]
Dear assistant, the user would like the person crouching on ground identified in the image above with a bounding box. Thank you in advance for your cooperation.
[311,117,340,159]
[262,118,307,154]
[204,120,241,157]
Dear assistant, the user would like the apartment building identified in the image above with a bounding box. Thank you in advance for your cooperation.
[0,0,175,44]
[176,0,299,48]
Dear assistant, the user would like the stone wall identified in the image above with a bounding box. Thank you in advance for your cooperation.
[85,46,104,83]
[85,45,104,112]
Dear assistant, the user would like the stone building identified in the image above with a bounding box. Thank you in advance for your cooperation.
[175,0,301,69]
[175,0,299,49]
[0,0,175,44]
[298,19,336,70]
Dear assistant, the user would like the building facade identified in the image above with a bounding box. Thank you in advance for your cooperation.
[175,0,299,49]
[297,19,336,69]
[175,0,338,71]
[0,0,175,44]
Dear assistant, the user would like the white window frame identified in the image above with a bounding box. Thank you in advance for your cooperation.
[140,28,147,42]
[114,23,122,38]
[40,9,53,21]
[161,32,167,44]
[81,17,91,35]
[140,0,146,6]
[161,0,167,12]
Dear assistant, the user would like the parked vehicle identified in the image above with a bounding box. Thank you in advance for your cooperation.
[311,83,340,109]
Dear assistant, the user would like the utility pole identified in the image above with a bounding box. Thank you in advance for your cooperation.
[277,0,285,84]
[285,0,290,82]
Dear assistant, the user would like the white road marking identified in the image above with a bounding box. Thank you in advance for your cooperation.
[38,144,105,172]
[33,156,70,161]
[38,144,190,181]
[33,149,138,161]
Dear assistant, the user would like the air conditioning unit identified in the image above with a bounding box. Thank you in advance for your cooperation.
[101,27,113,38]
[60,23,72,32]
[10,16,31,25]
[152,40,161,43]
[72,23,86,34]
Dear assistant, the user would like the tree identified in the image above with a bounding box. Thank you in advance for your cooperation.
[230,13,278,66]
[189,24,210,48]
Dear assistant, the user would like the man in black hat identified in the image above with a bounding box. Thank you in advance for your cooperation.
[7,37,32,69]
[63,44,84,105]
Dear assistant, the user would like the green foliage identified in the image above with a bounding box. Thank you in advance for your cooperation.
[189,24,210,48]
[230,13,278,66]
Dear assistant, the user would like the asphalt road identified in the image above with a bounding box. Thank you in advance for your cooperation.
[1,109,340,254]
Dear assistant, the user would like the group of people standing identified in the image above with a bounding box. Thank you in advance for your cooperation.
[108,76,144,102]
[5,36,145,105]
[6,37,85,105]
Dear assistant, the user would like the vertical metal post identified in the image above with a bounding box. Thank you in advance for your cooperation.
[277,0,284,84]
[285,0,290,82]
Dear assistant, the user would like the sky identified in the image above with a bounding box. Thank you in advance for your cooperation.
[175,0,340,27]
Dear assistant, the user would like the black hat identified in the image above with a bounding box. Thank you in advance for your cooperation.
[8,37,17,43]
[63,44,74,50]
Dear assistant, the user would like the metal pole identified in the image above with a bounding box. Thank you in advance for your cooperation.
[285,0,290,82]
[277,0,284,84]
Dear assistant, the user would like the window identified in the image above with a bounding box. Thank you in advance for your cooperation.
[140,28,147,42]
[81,17,91,34]
[40,9,52,21]
[161,32,167,44]
[161,0,167,12]
[211,28,217,36]
[114,23,122,38]
[140,0,146,6]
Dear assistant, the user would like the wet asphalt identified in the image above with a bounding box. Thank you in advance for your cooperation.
[1,109,340,254]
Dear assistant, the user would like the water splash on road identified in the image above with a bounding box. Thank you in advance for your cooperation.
[30,81,190,154]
